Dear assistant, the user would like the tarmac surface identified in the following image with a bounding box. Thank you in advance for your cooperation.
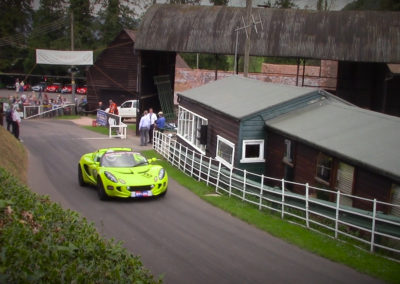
[1,87,382,283]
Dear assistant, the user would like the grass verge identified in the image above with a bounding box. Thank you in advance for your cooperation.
[82,124,136,135]
[142,150,400,284]
[0,127,27,184]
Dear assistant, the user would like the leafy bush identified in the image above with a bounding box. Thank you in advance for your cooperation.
[0,168,159,283]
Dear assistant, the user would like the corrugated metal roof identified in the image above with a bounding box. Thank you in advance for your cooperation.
[136,5,400,63]
[178,76,317,119]
[266,101,400,182]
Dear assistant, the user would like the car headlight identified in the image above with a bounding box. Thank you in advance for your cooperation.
[158,168,165,180]
[104,171,118,183]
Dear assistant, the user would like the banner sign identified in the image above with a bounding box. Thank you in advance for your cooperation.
[36,49,93,65]
[96,110,108,126]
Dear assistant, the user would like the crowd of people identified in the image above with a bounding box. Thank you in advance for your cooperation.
[138,107,165,146]
[0,101,22,141]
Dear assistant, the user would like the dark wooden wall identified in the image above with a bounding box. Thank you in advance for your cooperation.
[178,97,240,162]
[86,31,138,110]
[336,62,400,117]
[139,50,176,114]
[353,168,392,213]
[265,129,393,207]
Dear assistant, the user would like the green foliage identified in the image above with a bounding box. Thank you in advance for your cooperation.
[0,168,159,283]
[210,0,229,5]
[343,0,400,11]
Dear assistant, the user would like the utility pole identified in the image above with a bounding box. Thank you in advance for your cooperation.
[243,0,252,77]
[71,12,76,112]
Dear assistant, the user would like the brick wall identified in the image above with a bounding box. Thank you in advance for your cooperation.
[174,60,338,97]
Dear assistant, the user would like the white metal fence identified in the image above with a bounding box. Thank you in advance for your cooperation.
[24,104,76,119]
[153,131,400,258]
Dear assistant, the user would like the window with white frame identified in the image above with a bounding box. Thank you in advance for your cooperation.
[177,106,208,153]
[216,135,235,168]
[240,139,265,163]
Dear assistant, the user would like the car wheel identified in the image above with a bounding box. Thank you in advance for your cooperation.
[97,178,108,201]
[78,164,85,186]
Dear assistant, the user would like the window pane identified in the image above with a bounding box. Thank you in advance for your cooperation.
[316,153,332,182]
[245,144,260,158]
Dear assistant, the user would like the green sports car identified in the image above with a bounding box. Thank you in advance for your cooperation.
[78,147,168,200]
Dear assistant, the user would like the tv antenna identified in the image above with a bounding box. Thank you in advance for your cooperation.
[233,13,263,74]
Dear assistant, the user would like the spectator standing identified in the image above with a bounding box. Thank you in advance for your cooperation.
[19,81,25,93]
[98,101,106,111]
[156,111,166,133]
[108,99,118,115]
[15,78,20,94]
[11,105,22,140]
[5,105,13,132]
[139,110,150,146]
[0,102,3,127]
[148,108,157,144]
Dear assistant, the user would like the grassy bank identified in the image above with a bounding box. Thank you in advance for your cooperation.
[142,150,400,284]
[0,127,27,184]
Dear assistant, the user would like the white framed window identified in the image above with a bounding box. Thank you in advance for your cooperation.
[216,135,235,168]
[177,106,208,153]
[240,139,265,163]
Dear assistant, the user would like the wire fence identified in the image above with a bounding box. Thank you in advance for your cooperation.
[153,131,400,258]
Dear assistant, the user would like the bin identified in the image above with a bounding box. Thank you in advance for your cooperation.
[92,120,97,127]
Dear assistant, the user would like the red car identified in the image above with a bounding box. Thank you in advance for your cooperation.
[61,84,73,94]
[76,85,87,95]
[46,83,62,93]
[23,83,30,91]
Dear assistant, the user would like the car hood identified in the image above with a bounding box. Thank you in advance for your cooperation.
[101,165,162,184]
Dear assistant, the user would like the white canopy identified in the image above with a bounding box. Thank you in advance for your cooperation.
[36,49,93,65]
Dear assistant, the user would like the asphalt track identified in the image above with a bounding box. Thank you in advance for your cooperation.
[21,119,381,284]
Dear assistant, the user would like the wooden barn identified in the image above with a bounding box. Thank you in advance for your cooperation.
[86,29,139,110]
[136,5,400,117]
[176,76,400,213]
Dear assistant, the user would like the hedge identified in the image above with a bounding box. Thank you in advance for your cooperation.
[0,168,160,283]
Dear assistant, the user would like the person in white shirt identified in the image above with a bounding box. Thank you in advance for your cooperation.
[11,105,22,140]
[148,108,157,144]
[139,110,150,146]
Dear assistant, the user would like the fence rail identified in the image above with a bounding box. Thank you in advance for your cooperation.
[153,131,400,258]
[24,104,76,119]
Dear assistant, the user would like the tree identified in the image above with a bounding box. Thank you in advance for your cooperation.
[0,0,33,72]
[25,0,69,76]
[343,0,400,11]
[96,0,140,47]
[273,0,296,9]
[210,0,229,5]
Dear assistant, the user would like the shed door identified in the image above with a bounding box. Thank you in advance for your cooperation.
[335,162,354,207]
[391,184,400,217]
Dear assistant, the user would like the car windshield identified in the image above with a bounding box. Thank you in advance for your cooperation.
[100,151,148,168]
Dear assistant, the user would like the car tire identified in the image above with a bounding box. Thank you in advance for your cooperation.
[78,164,85,186]
[97,178,108,201]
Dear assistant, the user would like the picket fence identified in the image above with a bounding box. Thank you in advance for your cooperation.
[153,131,400,258]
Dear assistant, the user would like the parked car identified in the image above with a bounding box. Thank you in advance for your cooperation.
[32,82,46,92]
[45,83,62,93]
[23,83,30,91]
[76,85,87,95]
[61,84,74,94]
[105,100,139,119]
